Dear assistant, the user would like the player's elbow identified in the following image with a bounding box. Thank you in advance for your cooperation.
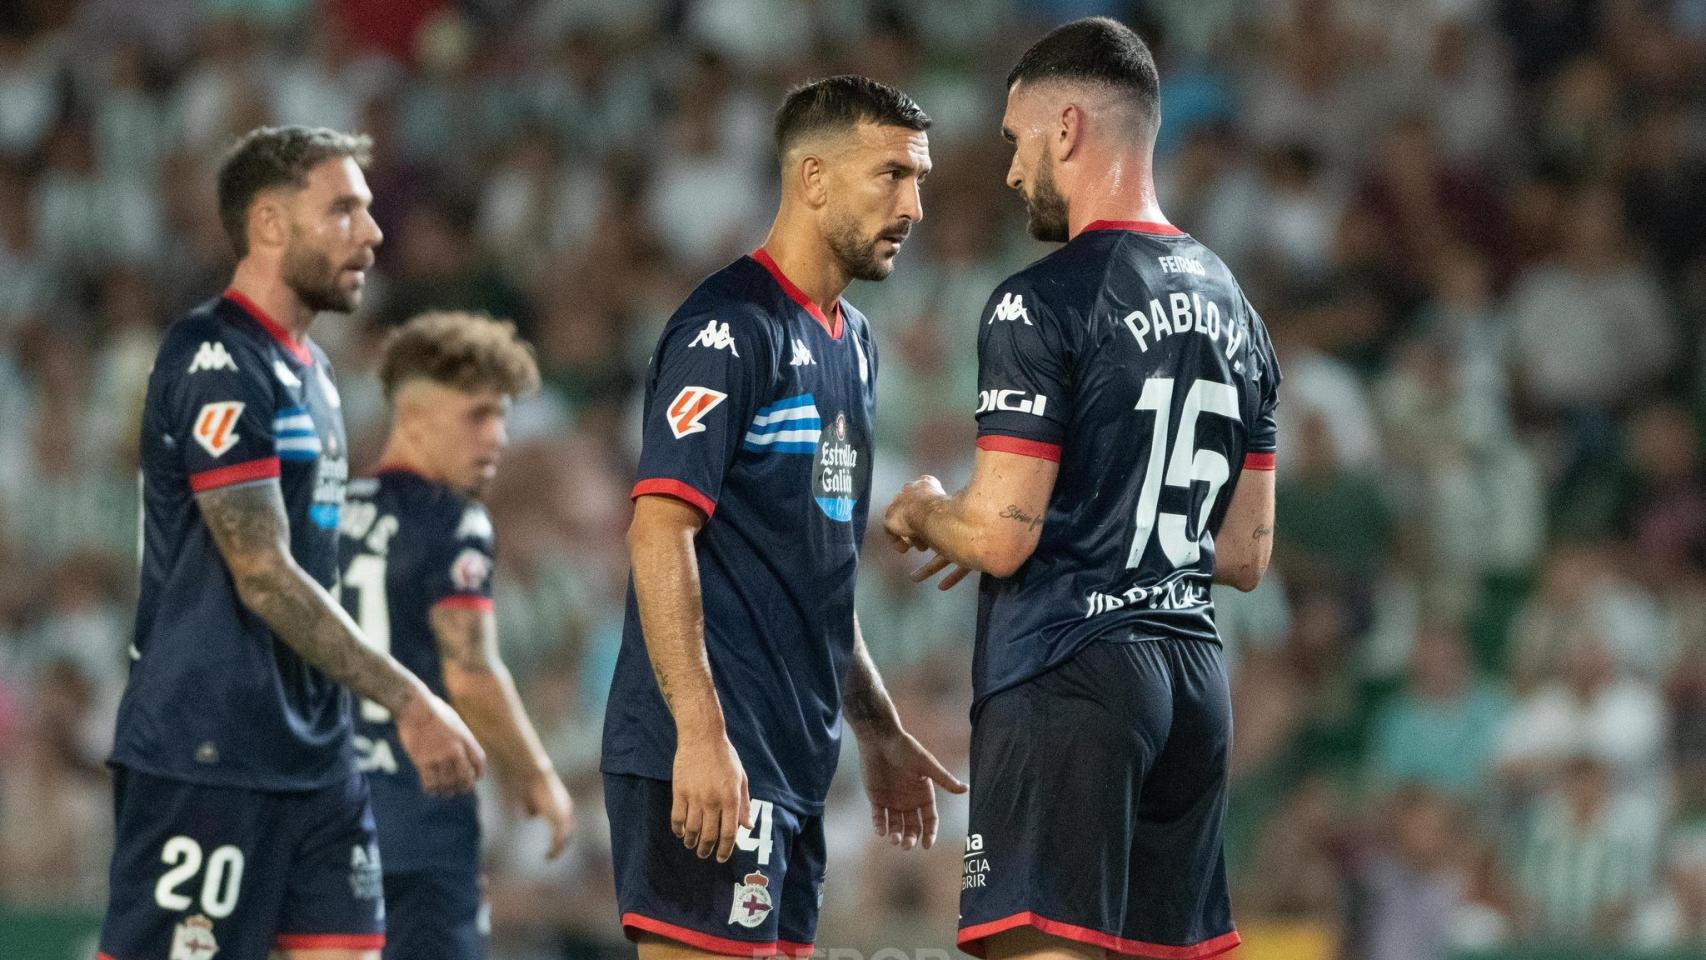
[229,551,302,612]
[1218,550,1271,592]
[978,533,1039,579]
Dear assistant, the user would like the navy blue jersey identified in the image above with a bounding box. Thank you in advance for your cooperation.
[602,250,878,816]
[114,290,353,790]
[338,469,494,873]
[971,221,1281,704]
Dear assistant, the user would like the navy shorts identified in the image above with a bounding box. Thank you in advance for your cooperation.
[604,773,824,957]
[958,639,1240,960]
[99,766,384,960]
[382,868,487,960]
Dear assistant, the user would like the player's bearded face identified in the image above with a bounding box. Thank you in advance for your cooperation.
[281,227,359,313]
[825,206,909,282]
[1024,151,1070,243]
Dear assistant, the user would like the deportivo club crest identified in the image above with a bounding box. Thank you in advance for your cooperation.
[728,871,773,928]
[170,914,218,960]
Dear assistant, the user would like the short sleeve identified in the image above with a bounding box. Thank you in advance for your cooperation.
[1243,299,1281,469]
[428,502,496,612]
[631,312,775,517]
[974,281,1070,461]
[171,337,281,492]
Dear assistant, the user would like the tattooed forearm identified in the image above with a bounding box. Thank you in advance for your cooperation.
[430,604,499,675]
[432,604,557,783]
[198,482,417,714]
[842,617,901,738]
[1253,525,1273,541]
[998,503,1044,531]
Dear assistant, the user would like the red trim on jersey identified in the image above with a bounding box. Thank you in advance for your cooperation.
[977,435,1062,463]
[959,913,1240,960]
[190,456,282,492]
[632,478,717,518]
[621,913,812,957]
[1243,451,1276,471]
[1081,219,1186,237]
[98,953,118,960]
[274,933,386,950]
[750,247,844,340]
[223,288,314,365]
[434,594,495,612]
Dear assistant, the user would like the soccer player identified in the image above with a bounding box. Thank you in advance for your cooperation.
[338,311,575,960]
[101,127,485,960]
[601,76,967,958]
[883,19,1280,960]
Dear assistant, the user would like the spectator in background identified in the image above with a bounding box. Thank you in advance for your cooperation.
[1514,754,1661,945]
[1632,827,1706,948]
[1368,622,1511,799]
[1496,629,1668,802]
[1346,786,1483,960]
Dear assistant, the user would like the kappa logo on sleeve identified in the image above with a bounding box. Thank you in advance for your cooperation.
[688,319,740,357]
[187,341,237,374]
[192,401,245,458]
[987,292,1031,325]
[666,386,728,438]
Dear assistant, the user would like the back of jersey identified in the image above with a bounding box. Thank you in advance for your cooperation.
[970,221,1280,704]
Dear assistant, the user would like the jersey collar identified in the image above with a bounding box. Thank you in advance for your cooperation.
[750,248,844,340]
[222,288,314,365]
[1080,219,1185,237]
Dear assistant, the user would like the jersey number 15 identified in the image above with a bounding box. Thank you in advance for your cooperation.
[1128,377,1240,570]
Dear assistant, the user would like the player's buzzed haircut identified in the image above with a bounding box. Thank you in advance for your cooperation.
[379,311,540,401]
[773,75,930,156]
[217,125,373,258]
[1006,17,1161,127]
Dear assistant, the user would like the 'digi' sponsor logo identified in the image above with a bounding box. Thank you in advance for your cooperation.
[1085,572,1209,616]
[813,411,866,522]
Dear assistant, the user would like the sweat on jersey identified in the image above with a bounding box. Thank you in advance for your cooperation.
[339,468,495,873]
[114,290,354,790]
[971,220,1282,705]
[601,249,877,817]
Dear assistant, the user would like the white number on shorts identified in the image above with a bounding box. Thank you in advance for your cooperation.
[734,798,775,866]
[154,836,246,919]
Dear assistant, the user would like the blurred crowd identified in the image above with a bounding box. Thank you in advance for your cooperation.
[0,0,1704,957]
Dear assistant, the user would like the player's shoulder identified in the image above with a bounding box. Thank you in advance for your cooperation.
[672,256,791,339]
[157,298,270,369]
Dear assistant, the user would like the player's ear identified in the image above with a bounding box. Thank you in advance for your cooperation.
[249,192,290,253]
[798,153,830,209]
[1056,103,1082,163]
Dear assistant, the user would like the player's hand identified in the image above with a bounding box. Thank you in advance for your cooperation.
[910,551,974,590]
[672,730,751,863]
[395,689,486,796]
[523,768,575,860]
[883,475,947,552]
[857,727,967,851]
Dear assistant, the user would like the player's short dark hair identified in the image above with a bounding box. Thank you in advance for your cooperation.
[379,311,540,401]
[216,126,373,258]
[773,75,930,156]
[1006,17,1161,126]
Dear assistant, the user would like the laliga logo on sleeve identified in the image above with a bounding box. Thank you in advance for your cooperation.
[193,401,244,458]
[728,871,773,928]
[666,386,727,439]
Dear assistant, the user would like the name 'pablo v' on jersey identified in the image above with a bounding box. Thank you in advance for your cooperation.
[971,221,1281,704]
[115,290,353,790]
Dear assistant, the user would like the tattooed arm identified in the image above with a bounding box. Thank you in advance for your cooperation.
[844,613,967,850]
[883,447,1060,580]
[433,603,573,857]
[1211,465,1276,592]
[628,493,748,862]
[197,480,485,793]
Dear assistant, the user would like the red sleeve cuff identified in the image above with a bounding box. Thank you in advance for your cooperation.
[433,594,494,612]
[976,435,1062,463]
[1243,451,1276,471]
[190,456,282,492]
[631,478,717,517]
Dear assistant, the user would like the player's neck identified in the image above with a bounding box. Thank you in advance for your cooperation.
[1065,155,1168,241]
[227,262,315,341]
[373,437,447,487]
[759,223,849,317]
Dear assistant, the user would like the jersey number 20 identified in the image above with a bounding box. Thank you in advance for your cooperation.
[1128,377,1240,569]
